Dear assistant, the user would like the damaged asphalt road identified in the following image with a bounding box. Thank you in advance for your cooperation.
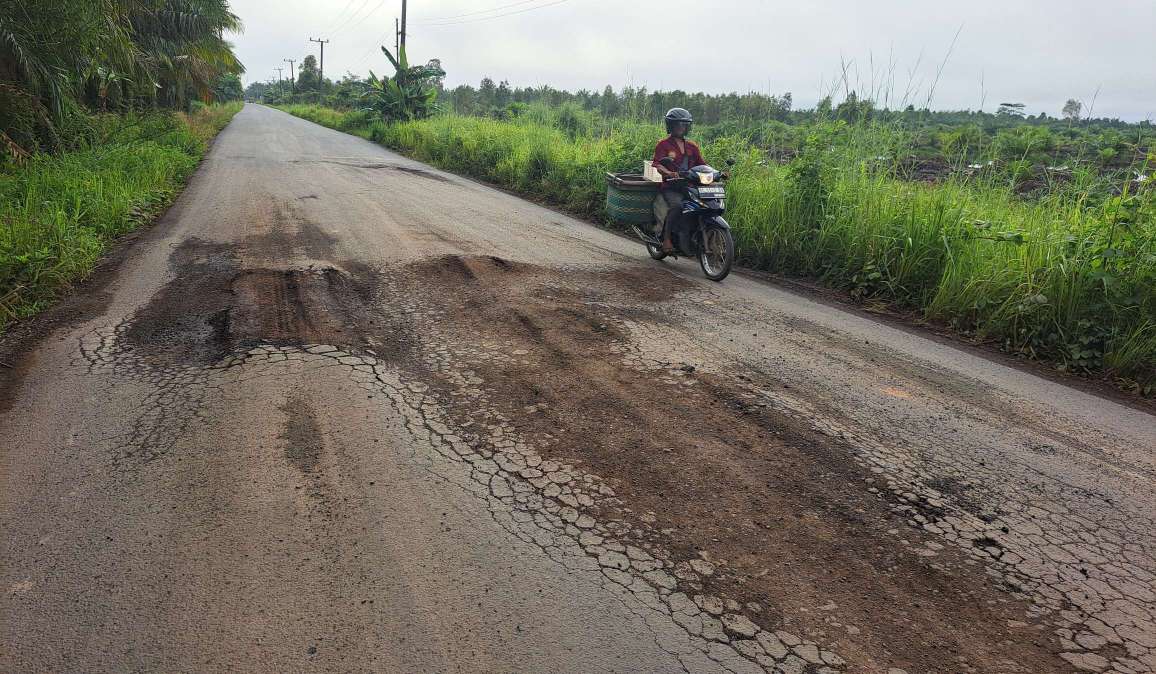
[2,105,1154,674]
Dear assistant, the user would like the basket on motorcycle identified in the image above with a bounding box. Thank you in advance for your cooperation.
[605,172,659,226]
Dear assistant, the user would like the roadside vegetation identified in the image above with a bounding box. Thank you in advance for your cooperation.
[0,104,241,324]
[278,77,1154,390]
[0,1,245,329]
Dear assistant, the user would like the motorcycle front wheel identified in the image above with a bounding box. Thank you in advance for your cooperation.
[698,226,734,281]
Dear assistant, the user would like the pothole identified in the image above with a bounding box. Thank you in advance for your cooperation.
[112,238,410,370]
[230,267,354,346]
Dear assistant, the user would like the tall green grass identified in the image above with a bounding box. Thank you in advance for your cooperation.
[0,102,242,326]
[280,104,1156,388]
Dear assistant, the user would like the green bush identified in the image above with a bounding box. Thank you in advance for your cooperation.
[993,126,1056,161]
[940,124,987,159]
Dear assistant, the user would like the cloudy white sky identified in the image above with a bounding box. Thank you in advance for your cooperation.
[230,0,1155,121]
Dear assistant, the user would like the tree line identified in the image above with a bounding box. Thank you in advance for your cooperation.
[437,79,1149,130]
[272,75,1132,142]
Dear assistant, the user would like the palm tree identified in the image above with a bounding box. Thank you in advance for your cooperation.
[0,0,243,156]
[129,0,244,109]
[1,1,136,122]
[2,1,134,153]
[363,46,444,122]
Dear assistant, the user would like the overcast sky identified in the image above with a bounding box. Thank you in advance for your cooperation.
[230,0,1155,121]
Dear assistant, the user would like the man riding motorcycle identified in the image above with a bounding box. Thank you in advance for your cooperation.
[652,107,705,253]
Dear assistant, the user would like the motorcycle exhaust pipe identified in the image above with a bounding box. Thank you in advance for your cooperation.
[631,225,662,246]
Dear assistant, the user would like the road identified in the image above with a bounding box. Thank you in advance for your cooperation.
[2,104,1153,674]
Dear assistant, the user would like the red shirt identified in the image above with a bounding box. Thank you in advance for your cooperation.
[652,136,706,189]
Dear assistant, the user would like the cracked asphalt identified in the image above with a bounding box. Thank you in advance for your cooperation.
[2,104,1154,673]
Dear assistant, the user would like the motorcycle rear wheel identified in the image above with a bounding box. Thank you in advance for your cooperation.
[698,226,734,281]
[646,242,668,260]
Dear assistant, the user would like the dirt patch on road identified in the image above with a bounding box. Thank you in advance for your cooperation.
[120,238,237,366]
[281,394,323,473]
[119,230,409,369]
[409,253,535,284]
[230,268,360,346]
[393,254,1069,673]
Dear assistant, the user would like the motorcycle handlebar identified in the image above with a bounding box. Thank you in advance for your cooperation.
[666,172,729,183]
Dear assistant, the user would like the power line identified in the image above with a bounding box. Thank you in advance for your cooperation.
[350,0,571,72]
[332,0,388,39]
[331,0,372,36]
[351,30,396,70]
[416,0,574,27]
[351,26,420,72]
[412,0,545,24]
[324,0,360,33]
[351,0,404,72]
[329,0,371,35]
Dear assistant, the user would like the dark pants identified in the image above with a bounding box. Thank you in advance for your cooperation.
[653,191,682,237]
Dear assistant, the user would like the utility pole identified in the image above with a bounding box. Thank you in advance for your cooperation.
[274,67,284,97]
[308,37,329,98]
[400,0,407,51]
[283,58,296,92]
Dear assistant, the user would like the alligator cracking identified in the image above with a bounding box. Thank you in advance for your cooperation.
[75,240,1152,672]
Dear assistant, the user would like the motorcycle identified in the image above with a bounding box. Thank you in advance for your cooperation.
[631,159,735,282]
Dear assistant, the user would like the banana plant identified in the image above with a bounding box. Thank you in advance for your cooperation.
[362,45,444,122]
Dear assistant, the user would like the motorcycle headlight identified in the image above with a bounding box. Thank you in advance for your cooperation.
[698,172,714,185]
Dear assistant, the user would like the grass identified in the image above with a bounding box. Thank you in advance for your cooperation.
[0,102,241,328]
[279,103,1156,390]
